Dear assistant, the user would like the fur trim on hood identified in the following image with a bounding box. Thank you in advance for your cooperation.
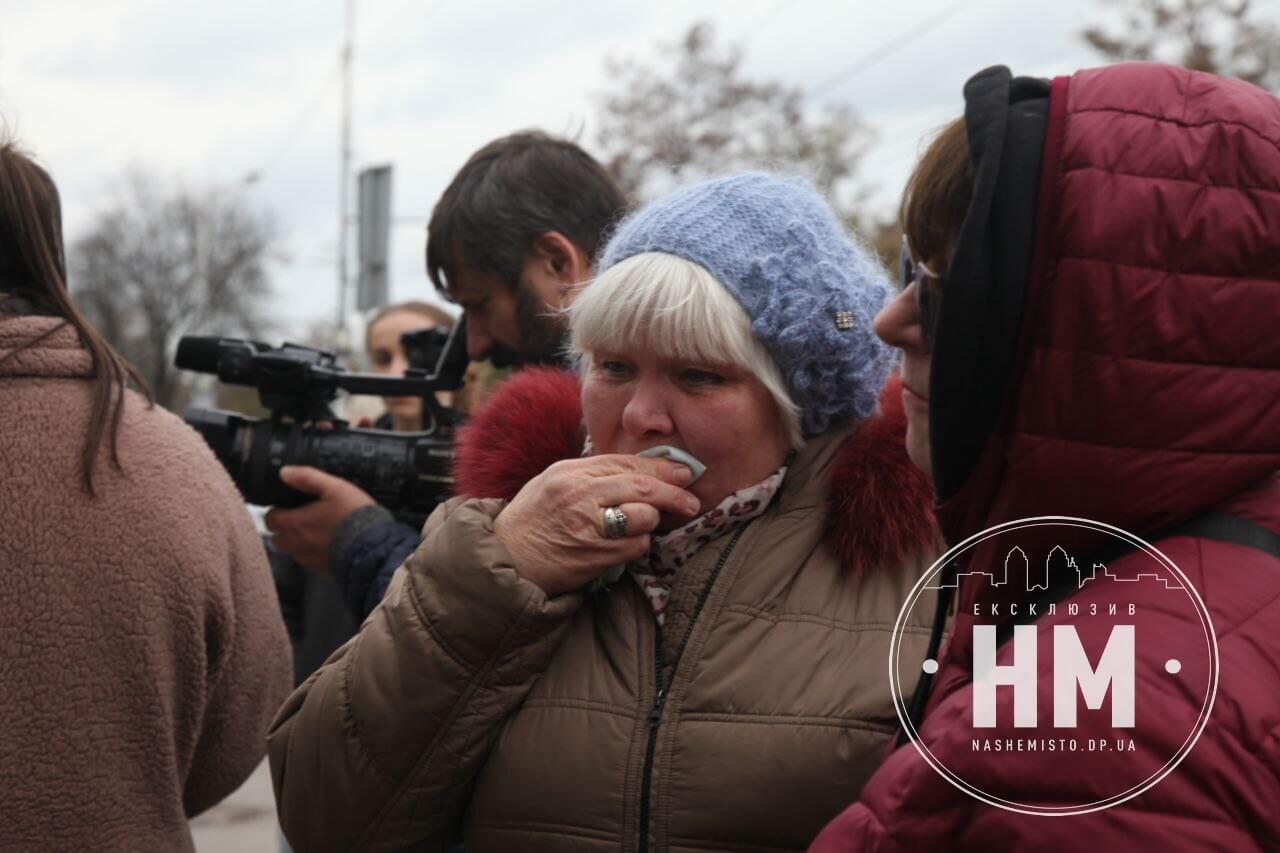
[452,367,937,570]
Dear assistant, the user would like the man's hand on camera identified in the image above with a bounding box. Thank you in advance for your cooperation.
[264,466,376,576]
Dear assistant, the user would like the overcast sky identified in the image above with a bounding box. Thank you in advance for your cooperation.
[4,0,1273,344]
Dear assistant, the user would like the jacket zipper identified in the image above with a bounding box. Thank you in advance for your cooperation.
[637,526,746,852]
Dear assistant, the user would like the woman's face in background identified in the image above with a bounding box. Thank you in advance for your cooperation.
[580,348,791,530]
[367,309,439,421]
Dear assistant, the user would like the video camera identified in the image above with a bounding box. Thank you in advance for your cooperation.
[176,323,467,519]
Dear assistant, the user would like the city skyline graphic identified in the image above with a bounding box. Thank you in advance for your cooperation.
[924,545,1186,593]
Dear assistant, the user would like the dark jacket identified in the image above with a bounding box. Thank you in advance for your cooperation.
[271,540,357,684]
[269,368,941,851]
[329,412,444,620]
[330,504,419,619]
[812,63,1280,852]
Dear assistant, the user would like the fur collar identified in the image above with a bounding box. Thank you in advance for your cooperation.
[452,367,938,571]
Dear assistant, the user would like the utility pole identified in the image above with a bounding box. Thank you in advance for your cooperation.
[336,0,355,336]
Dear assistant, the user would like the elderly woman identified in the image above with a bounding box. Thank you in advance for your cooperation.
[269,173,939,852]
[813,64,1280,851]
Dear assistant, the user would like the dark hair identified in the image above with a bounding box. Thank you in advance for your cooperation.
[900,117,974,271]
[364,299,455,353]
[425,131,628,295]
[0,140,152,494]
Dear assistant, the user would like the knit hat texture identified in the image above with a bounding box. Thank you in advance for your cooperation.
[598,172,894,436]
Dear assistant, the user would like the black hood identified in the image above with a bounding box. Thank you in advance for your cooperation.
[928,66,1051,503]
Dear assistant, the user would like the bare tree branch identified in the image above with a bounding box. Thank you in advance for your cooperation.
[69,171,279,410]
[1083,0,1279,92]
[594,21,877,231]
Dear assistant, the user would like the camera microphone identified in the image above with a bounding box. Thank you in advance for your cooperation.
[174,336,226,373]
[175,337,275,384]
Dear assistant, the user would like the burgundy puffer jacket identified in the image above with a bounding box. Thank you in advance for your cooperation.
[812,64,1280,851]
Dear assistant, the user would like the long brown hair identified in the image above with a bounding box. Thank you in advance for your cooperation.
[0,140,153,494]
[900,117,973,271]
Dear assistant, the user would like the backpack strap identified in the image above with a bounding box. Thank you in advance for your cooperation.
[993,511,1280,648]
[1164,511,1280,558]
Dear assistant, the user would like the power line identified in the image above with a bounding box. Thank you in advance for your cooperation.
[808,0,970,99]
[250,57,345,182]
[246,0,419,188]
[735,0,796,44]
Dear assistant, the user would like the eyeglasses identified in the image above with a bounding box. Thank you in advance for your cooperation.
[899,236,943,342]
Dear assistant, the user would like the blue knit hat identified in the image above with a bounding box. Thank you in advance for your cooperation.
[598,172,894,436]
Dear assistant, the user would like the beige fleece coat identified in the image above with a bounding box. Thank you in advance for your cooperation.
[0,315,292,851]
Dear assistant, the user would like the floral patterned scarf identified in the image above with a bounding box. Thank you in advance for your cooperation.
[631,467,786,626]
[581,436,786,626]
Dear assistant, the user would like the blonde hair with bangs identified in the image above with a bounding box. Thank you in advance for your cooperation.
[569,252,803,449]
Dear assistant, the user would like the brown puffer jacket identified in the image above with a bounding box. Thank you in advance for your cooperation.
[0,314,293,851]
[270,369,939,852]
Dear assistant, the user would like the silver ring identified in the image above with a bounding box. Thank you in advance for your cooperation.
[603,506,629,539]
